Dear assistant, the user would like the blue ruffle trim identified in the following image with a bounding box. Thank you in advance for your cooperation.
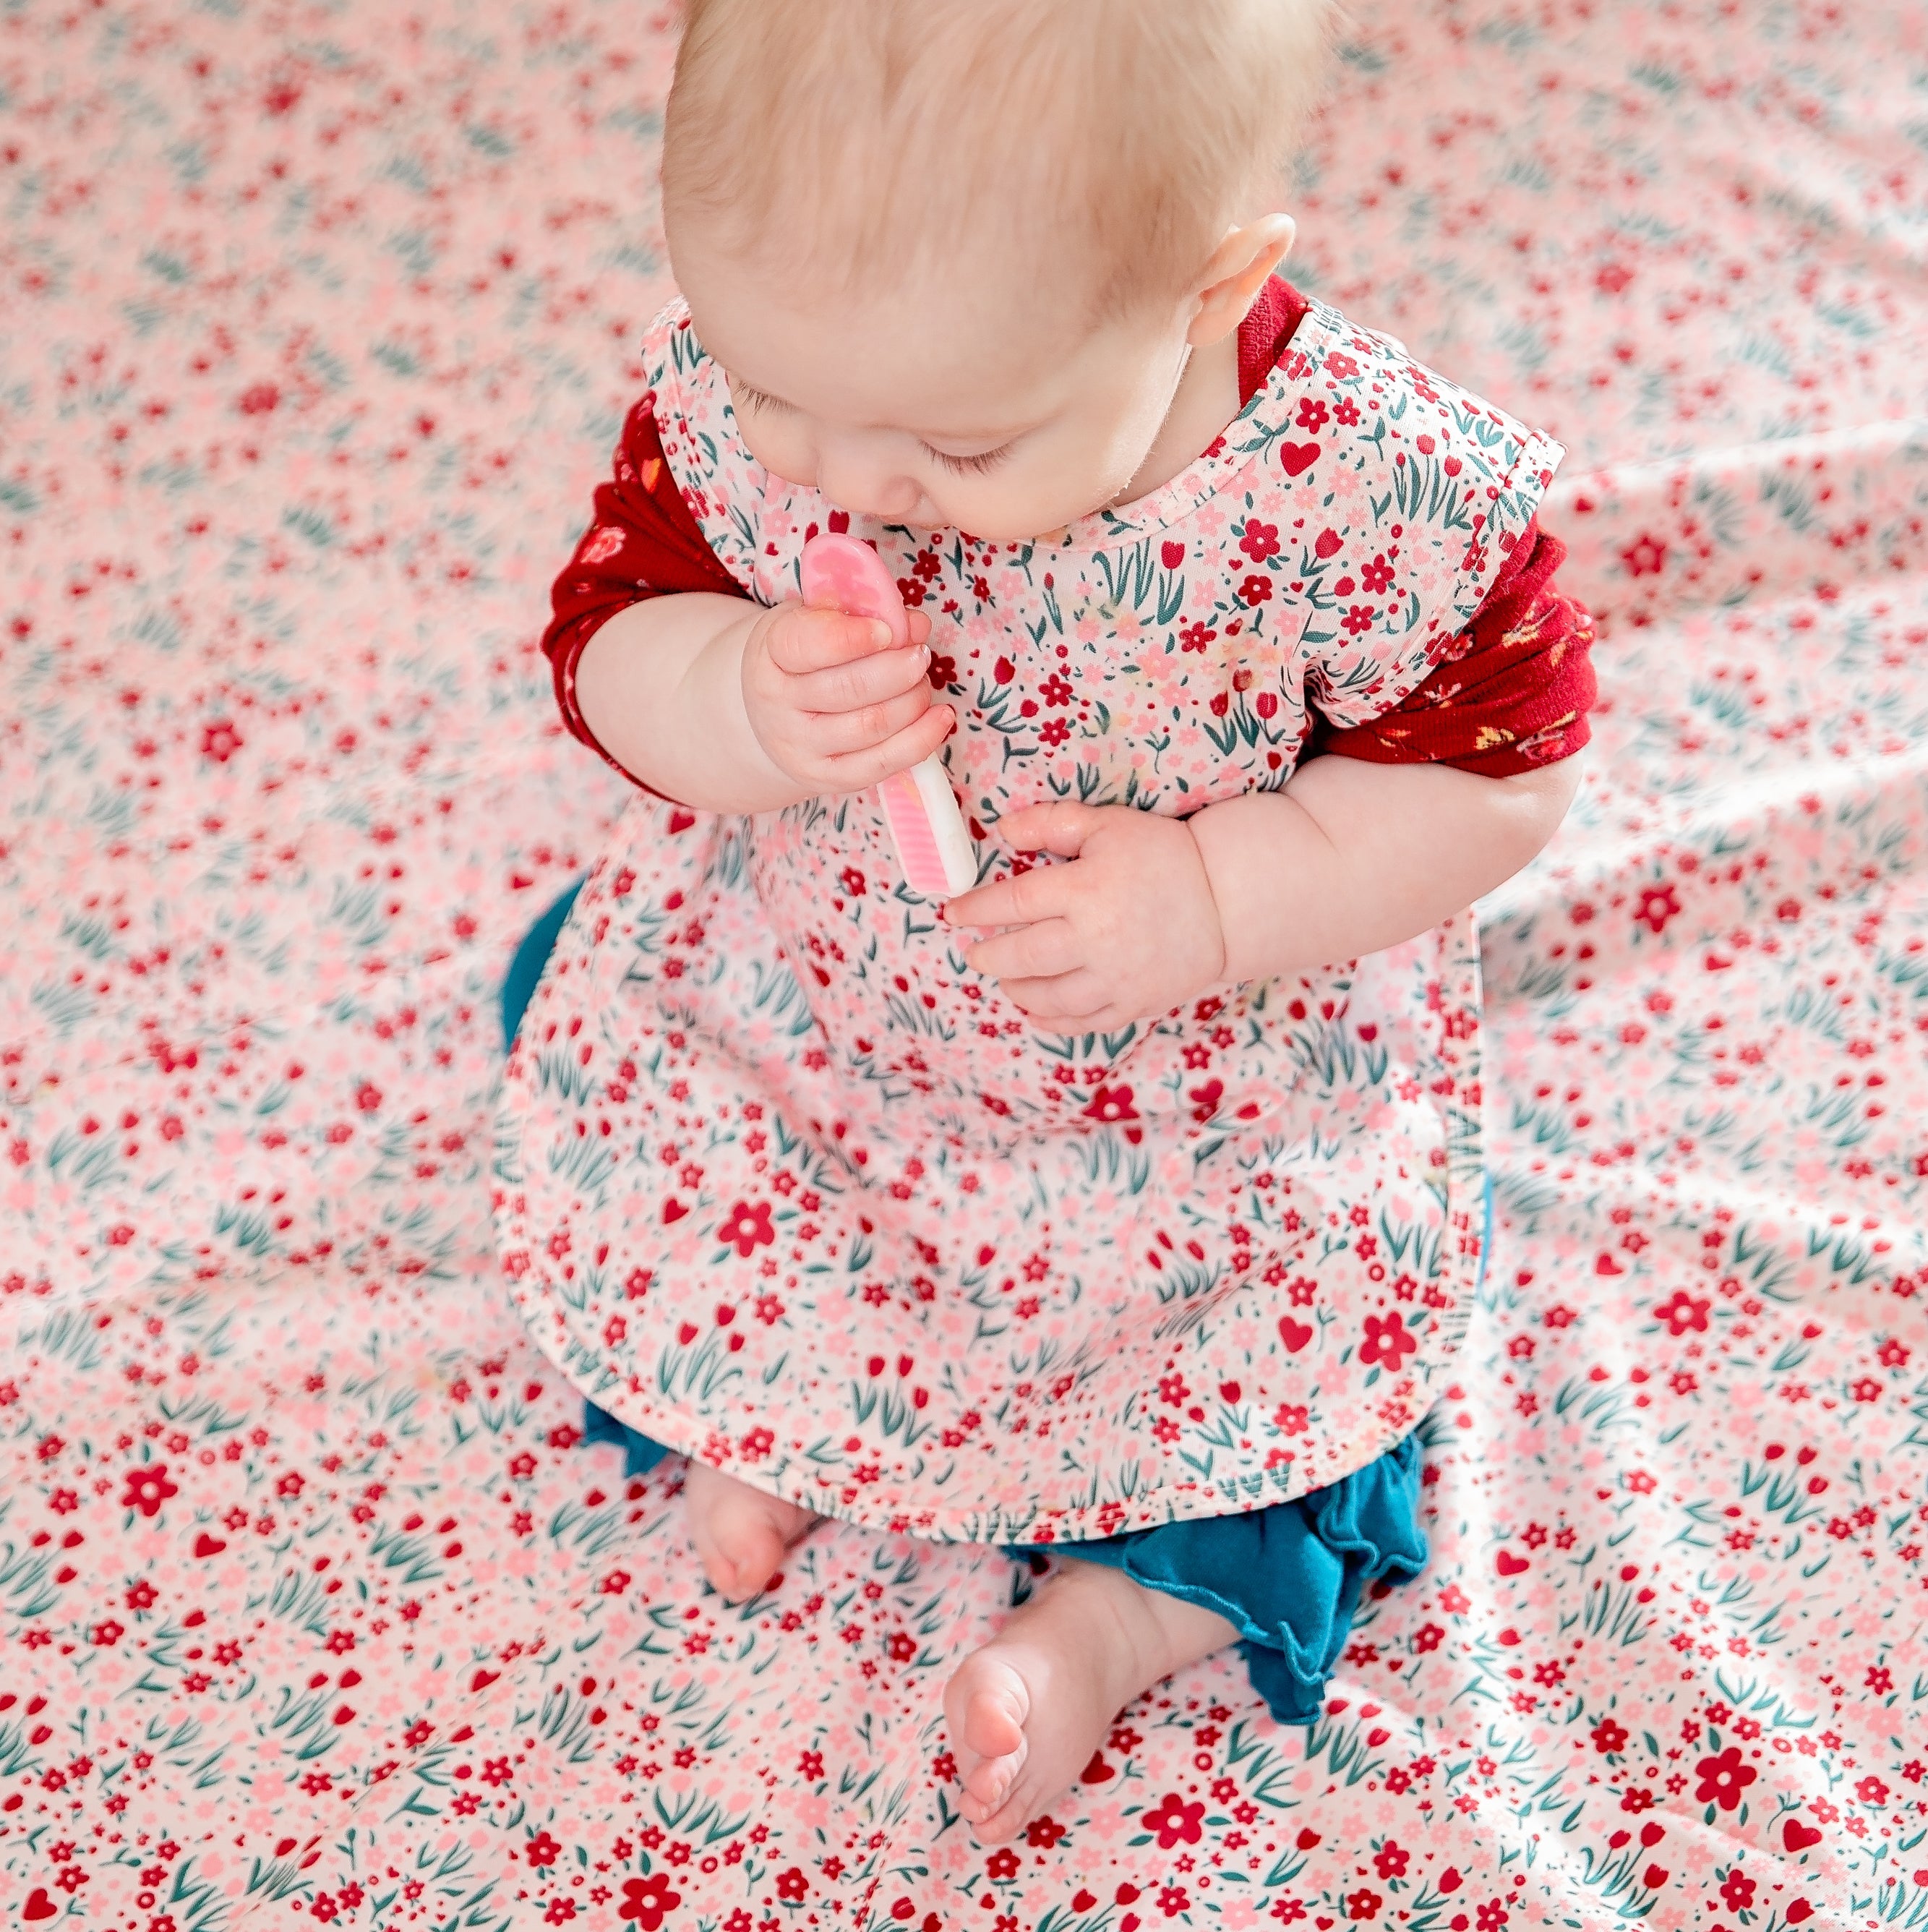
[1006,1432,1426,1724]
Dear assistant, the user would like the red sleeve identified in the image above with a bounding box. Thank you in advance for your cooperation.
[1311,521,1595,776]
[1239,280,1596,778]
[540,397,749,784]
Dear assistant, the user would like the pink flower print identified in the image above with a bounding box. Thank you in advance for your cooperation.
[1239,519,1281,564]
[1141,1792,1206,1848]
[1695,1747,1758,1811]
[1359,1312,1417,1369]
[1621,533,1667,577]
[716,1200,774,1257]
[120,1462,178,1518]
[1636,884,1680,933]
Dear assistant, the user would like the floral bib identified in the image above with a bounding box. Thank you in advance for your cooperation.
[492,296,1562,1542]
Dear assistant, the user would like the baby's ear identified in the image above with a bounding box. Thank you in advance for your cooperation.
[1188,215,1297,346]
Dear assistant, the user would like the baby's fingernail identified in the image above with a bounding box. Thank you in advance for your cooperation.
[870,620,892,648]
[918,643,931,667]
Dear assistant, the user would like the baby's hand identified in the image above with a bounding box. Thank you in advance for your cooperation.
[740,600,954,798]
[945,802,1227,1034]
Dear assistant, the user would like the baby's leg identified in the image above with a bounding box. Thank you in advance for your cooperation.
[682,1458,822,1601]
[944,1557,1237,1844]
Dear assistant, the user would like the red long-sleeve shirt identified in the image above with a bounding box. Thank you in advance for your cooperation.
[543,278,1595,789]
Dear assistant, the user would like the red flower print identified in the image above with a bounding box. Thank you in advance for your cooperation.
[985,1847,1021,1880]
[1024,1815,1067,1849]
[1295,398,1329,432]
[773,1869,808,1904]
[523,1832,561,1869]
[1140,1792,1205,1848]
[716,1200,774,1257]
[239,382,280,414]
[92,1619,125,1646]
[1695,1746,1758,1811]
[1590,1717,1628,1755]
[839,867,866,897]
[120,1463,178,1518]
[1361,555,1394,594]
[1161,540,1186,570]
[1654,1291,1710,1335]
[1721,1871,1756,1912]
[1240,520,1281,563]
[126,1579,158,1611]
[1635,884,1679,933]
[1595,262,1634,296]
[1341,602,1379,636]
[1082,1086,1139,1127]
[1621,533,1667,578]
[1324,352,1358,379]
[1344,1891,1382,1923]
[1239,574,1272,604]
[200,720,242,763]
[1358,1312,1416,1369]
[1179,620,1217,653]
[620,1873,682,1928]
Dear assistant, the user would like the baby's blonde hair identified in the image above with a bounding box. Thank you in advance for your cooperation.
[663,0,1337,317]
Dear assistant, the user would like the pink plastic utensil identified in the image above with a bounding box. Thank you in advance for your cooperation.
[798,534,977,899]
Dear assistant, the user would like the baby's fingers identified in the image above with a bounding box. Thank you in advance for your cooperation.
[763,602,902,676]
[964,918,1083,983]
[789,637,934,718]
[818,703,957,794]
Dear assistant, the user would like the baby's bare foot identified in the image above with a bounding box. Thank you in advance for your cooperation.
[682,1458,821,1601]
[943,1557,1238,1845]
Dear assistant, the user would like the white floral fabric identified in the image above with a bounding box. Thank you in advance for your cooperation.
[492,297,1561,1541]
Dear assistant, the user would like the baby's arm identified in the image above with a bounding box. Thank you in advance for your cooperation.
[1190,753,1582,984]
[573,591,951,815]
[948,754,1579,1034]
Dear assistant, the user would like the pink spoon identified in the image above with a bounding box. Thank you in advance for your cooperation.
[799,534,977,899]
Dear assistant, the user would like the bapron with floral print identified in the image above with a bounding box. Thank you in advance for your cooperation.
[494,0,1598,1844]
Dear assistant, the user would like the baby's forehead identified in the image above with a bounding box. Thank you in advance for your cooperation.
[664,0,1334,314]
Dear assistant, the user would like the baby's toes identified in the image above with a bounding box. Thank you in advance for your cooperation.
[684,1464,813,1600]
[944,1651,1031,1815]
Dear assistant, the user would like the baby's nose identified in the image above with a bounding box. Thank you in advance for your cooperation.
[815,435,922,523]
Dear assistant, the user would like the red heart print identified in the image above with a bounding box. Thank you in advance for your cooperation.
[1279,440,1321,476]
[1594,1252,1623,1275]
[470,1668,500,1692]
[1279,1317,1314,1353]
[24,1890,56,1922]
[667,808,696,834]
[193,1533,227,1558]
[1080,1752,1115,1783]
[1495,1550,1530,1576]
[661,1198,687,1223]
[1783,1820,1823,1852]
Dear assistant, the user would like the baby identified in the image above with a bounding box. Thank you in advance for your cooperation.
[496,0,1594,1846]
